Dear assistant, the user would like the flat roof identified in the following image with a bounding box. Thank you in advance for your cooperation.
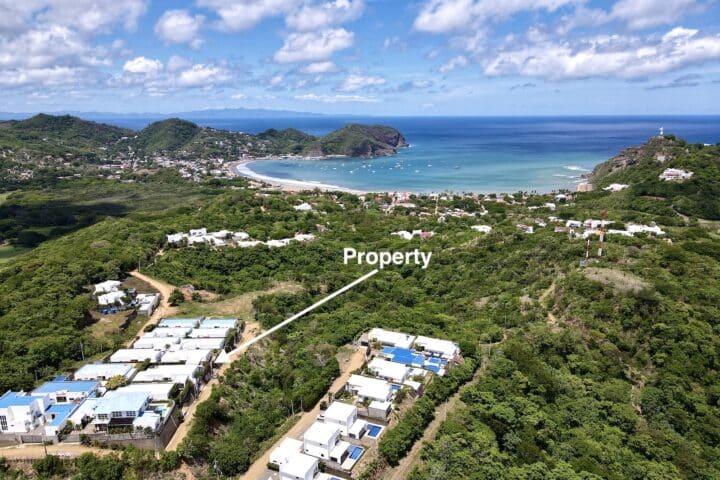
[369,358,410,381]
[74,364,135,378]
[95,391,148,415]
[325,401,356,421]
[304,421,339,445]
[279,453,318,477]
[45,403,78,426]
[0,391,37,408]
[32,381,98,394]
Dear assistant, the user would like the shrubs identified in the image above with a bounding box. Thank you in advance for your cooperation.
[378,358,477,466]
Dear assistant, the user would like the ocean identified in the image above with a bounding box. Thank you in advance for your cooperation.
[103,116,720,194]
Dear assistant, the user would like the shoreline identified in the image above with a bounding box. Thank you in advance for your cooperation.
[228,159,586,196]
[230,160,368,194]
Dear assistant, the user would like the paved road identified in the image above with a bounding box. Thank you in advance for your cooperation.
[240,346,368,480]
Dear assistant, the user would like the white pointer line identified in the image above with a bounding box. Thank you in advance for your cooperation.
[228,269,379,356]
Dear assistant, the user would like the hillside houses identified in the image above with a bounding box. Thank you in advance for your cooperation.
[0,316,243,444]
[659,168,693,181]
[165,228,315,249]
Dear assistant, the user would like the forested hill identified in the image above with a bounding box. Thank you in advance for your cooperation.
[590,135,720,219]
[0,114,407,160]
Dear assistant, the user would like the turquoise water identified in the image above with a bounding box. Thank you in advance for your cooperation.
[98,115,720,194]
[240,116,720,194]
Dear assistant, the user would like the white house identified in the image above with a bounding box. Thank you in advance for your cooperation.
[98,291,126,307]
[31,381,99,404]
[604,183,629,192]
[137,294,160,316]
[158,318,201,329]
[471,225,492,234]
[367,328,416,349]
[303,421,350,464]
[43,403,79,436]
[414,336,460,359]
[188,327,231,339]
[117,382,176,401]
[323,401,360,437]
[627,223,666,236]
[237,240,263,248]
[133,334,180,350]
[132,364,200,385]
[391,230,413,240]
[109,349,162,363]
[606,229,633,237]
[232,231,250,241]
[176,338,225,351]
[199,318,239,329]
[346,375,393,403]
[74,363,136,383]
[94,280,122,294]
[132,411,161,432]
[368,358,410,384]
[189,228,207,237]
[159,349,213,365]
[279,453,320,480]
[659,168,693,181]
[92,391,150,431]
[294,202,313,212]
[565,220,582,228]
[267,239,291,248]
[270,437,304,466]
[148,327,192,338]
[0,391,48,433]
[166,233,186,246]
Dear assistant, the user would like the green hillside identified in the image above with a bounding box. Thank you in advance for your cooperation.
[133,118,201,153]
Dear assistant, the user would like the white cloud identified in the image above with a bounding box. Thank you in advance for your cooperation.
[414,0,578,34]
[154,9,204,48]
[339,73,385,92]
[274,28,354,63]
[295,93,379,103]
[286,0,364,31]
[5,1,148,34]
[483,26,720,80]
[230,92,246,99]
[301,61,338,74]
[560,0,705,32]
[197,0,298,31]
[166,55,192,72]
[0,66,83,86]
[123,56,163,75]
[176,64,230,87]
[439,55,468,73]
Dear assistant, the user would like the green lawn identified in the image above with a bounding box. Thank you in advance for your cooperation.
[0,244,31,263]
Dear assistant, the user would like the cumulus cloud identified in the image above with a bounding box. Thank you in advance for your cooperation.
[274,28,354,63]
[230,92,247,99]
[295,92,378,103]
[439,55,468,73]
[483,27,720,80]
[560,0,705,32]
[414,0,578,34]
[301,61,338,74]
[166,55,192,72]
[123,56,163,75]
[176,64,230,87]
[0,66,84,87]
[339,73,385,92]
[197,0,298,31]
[286,0,364,31]
[154,9,204,48]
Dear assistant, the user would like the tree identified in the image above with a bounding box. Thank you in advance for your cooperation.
[105,375,127,390]
[169,288,185,306]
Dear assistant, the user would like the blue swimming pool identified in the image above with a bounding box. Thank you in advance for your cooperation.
[366,424,383,438]
[390,384,401,392]
[349,446,365,460]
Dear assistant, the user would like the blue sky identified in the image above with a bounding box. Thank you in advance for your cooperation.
[1,0,719,115]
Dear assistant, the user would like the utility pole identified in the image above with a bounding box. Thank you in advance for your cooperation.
[80,341,85,361]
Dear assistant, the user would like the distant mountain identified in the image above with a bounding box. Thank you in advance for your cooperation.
[0,107,330,122]
[0,114,407,161]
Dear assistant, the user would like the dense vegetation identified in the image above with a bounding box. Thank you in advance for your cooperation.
[1,134,719,479]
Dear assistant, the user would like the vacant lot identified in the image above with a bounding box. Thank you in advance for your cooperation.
[583,267,651,294]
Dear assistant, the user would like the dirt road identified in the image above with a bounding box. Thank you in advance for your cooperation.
[165,320,263,451]
[127,270,178,346]
[240,346,368,480]
[0,443,111,460]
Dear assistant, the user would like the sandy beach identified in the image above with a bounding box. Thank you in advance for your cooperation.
[229,159,367,194]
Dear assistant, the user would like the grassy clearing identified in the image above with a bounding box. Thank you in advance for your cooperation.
[583,266,651,294]
[0,244,31,263]
[176,281,303,319]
